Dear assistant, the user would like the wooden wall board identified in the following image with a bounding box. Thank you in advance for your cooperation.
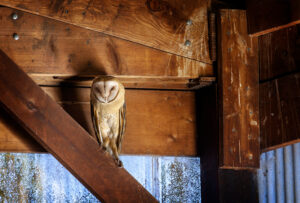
[218,10,260,168]
[0,49,157,202]
[260,73,300,152]
[259,25,300,81]
[0,0,212,63]
[0,85,198,156]
[247,0,300,36]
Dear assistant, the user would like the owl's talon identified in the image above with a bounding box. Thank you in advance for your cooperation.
[117,160,123,168]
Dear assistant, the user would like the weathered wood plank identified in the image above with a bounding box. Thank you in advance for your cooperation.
[0,85,197,156]
[259,25,300,81]
[218,10,260,168]
[0,49,157,202]
[0,7,213,90]
[0,0,212,63]
[247,0,300,36]
[260,73,300,152]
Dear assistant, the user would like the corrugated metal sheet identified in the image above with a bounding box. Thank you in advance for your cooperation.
[258,142,300,203]
[0,154,200,202]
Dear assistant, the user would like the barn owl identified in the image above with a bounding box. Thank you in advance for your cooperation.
[90,76,126,167]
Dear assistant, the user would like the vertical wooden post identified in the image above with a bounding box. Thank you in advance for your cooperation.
[217,9,259,203]
[218,9,260,169]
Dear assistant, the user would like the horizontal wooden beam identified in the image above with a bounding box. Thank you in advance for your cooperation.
[0,7,214,90]
[0,86,198,156]
[29,74,215,90]
[260,72,300,152]
[0,0,212,63]
[247,0,300,36]
[218,10,260,168]
[0,49,157,202]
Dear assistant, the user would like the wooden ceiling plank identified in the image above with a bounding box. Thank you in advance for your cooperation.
[0,49,157,202]
[0,0,212,63]
[218,10,260,168]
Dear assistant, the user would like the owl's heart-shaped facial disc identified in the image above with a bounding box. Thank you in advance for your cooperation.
[93,80,119,103]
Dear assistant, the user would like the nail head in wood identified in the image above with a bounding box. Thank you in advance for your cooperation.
[186,20,192,26]
[185,40,191,47]
[11,13,18,20]
[13,33,19,40]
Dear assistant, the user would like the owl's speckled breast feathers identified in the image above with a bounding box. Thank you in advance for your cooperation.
[90,76,126,166]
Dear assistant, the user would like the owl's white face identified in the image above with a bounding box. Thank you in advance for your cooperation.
[93,80,119,103]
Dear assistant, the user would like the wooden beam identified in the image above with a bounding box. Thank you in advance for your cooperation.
[0,7,214,90]
[247,0,300,36]
[0,86,198,156]
[0,49,157,202]
[218,10,260,168]
[259,25,300,81]
[260,73,300,152]
[29,74,215,90]
[0,0,212,63]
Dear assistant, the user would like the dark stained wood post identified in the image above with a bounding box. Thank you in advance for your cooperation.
[0,49,157,203]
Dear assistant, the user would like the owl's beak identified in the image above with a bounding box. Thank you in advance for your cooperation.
[104,97,108,103]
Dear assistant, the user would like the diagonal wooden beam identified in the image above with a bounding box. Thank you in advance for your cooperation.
[0,49,157,202]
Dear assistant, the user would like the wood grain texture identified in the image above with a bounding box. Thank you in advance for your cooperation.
[259,25,300,81]
[260,73,300,152]
[0,49,157,202]
[0,86,197,156]
[0,0,212,63]
[218,10,260,168]
[0,7,213,79]
[247,0,300,36]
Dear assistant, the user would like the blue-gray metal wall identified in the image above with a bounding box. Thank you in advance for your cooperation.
[258,142,300,203]
[0,154,201,202]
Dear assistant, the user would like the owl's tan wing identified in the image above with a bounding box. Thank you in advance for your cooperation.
[117,103,126,153]
[91,102,103,144]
